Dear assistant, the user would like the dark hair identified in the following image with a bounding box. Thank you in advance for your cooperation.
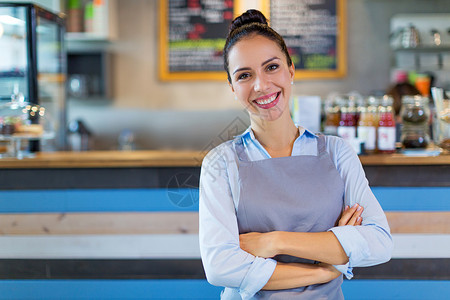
[224,9,292,83]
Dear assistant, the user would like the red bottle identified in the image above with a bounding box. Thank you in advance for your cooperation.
[377,96,396,153]
[337,96,357,141]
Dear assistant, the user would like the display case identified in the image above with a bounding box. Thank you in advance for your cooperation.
[0,3,66,152]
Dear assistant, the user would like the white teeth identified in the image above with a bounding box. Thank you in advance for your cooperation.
[255,93,278,105]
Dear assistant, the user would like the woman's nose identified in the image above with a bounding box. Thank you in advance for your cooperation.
[253,74,270,92]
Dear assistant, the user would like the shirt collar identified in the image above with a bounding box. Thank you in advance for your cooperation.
[235,125,318,142]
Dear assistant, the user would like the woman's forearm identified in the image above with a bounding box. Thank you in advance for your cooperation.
[262,262,340,290]
[275,231,348,265]
[240,204,362,264]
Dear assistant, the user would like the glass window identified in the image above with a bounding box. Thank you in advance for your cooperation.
[0,6,28,102]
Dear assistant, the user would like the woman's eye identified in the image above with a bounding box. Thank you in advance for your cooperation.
[267,64,279,71]
[237,73,250,80]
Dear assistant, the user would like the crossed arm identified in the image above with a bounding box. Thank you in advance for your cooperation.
[238,204,364,290]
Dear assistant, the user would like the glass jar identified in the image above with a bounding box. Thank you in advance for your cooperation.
[0,97,50,158]
[400,95,430,148]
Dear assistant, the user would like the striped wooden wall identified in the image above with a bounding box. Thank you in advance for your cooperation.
[0,168,449,298]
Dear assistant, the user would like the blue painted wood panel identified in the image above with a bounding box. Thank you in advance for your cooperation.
[0,187,448,213]
[0,279,448,299]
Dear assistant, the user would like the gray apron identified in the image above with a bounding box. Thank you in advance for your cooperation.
[235,135,345,299]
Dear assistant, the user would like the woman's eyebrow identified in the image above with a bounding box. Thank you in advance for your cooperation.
[233,67,250,75]
[232,57,280,75]
[261,57,279,66]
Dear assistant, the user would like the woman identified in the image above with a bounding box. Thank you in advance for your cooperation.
[199,9,392,300]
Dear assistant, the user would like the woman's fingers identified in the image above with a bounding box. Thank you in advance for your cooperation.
[338,204,363,226]
[348,205,363,226]
[337,205,351,226]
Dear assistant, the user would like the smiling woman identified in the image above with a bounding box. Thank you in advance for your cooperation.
[228,35,293,123]
[199,9,392,300]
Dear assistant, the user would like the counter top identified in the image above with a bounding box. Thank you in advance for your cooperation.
[0,150,449,169]
[0,150,205,168]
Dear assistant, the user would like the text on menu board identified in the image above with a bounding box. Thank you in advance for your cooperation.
[164,0,234,77]
[269,0,345,78]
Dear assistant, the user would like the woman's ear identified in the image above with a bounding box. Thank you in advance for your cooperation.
[289,63,295,82]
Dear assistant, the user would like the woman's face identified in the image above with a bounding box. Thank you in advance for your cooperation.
[228,34,294,122]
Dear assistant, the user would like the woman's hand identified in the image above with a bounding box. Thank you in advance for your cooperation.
[239,231,279,258]
[338,203,363,226]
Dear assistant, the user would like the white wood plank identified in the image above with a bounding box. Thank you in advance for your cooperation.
[0,233,448,259]
[0,234,200,259]
[391,234,450,259]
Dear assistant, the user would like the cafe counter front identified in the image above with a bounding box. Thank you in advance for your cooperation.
[0,151,449,299]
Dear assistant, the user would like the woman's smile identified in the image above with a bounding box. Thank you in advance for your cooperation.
[253,91,280,109]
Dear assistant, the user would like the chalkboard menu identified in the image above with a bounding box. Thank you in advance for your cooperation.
[159,0,236,80]
[269,0,346,79]
[159,0,346,81]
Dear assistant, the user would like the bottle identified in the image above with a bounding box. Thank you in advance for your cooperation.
[93,0,107,36]
[118,129,135,151]
[357,97,377,153]
[337,95,357,141]
[377,96,396,153]
[415,74,431,97]
[68,119,91,151]
[323,95,340,136]
[84,1,94,33]
[67,0,83,33]
[351,93,364,126]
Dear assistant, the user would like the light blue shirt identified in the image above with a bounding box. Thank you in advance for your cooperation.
[199,126,393,300]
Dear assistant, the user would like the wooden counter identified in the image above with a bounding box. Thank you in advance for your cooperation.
[0,150,205,168]
[0,150,448,169]
[0,150,448,189]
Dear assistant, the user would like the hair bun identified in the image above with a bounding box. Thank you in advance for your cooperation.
[229,9,268,33]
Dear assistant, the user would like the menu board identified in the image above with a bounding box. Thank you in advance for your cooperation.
[159,0,236,80]
[159,0,346,81]
[269,0,346,79]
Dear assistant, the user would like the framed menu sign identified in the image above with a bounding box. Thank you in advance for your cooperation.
[159,0,237,81]
[159,0,346,81]
[267,0,347,79]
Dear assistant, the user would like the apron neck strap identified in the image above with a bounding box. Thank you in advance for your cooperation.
[234,138,249,162]
[316,134,327,156]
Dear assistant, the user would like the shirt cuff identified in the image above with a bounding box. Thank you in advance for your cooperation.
[239,257,277,300]
[328,225,371,267]
[333,263,354,279]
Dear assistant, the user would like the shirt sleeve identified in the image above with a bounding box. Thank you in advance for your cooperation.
[327,137,393,279]
[199,145,277,299]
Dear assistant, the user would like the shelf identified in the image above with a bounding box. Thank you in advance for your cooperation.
[392,46,450,53]
[0,71,26,78]
[65,32,111,42]
[37,73,65,83]
[0,132,55,141]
